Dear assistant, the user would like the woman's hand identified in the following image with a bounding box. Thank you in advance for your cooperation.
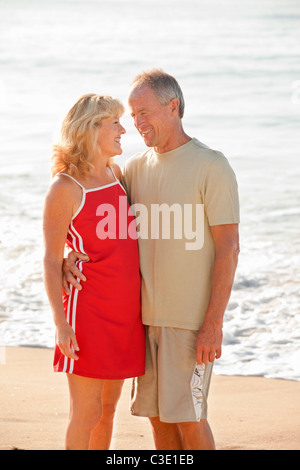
[56,321,80,361]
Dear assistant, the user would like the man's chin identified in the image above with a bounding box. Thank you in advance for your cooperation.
[142,136,155,148]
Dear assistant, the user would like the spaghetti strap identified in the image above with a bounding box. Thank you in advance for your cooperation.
[58,173,86,191]
[109,166,119,182]
[109,165,127,195]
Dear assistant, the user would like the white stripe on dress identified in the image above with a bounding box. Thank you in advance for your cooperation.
[64,227,86,373]
[63,284,73,373]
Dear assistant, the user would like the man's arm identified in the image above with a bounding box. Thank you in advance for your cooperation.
[62,250,89,294]
[196,223,239,365]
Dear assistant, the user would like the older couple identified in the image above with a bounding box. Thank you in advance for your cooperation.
[43,69,240,450]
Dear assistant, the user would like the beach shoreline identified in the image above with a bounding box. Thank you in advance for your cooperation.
[0,346,299,451]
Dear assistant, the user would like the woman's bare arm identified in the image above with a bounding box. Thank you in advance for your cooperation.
[43,177,81,360]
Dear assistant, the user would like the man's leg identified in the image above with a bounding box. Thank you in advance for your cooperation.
[179,420,216,450]
[149,417,183,450]
[149,328,215,450]
[149,417,215,450]
[131,327,216,450]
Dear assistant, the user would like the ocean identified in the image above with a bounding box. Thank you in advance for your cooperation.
[0,0,299,380]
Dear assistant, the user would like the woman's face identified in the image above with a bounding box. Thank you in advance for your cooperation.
[96,116,126,158]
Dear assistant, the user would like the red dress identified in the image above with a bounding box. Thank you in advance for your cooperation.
[53,170,145,379]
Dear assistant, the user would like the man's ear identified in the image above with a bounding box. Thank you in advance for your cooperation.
[169,97,180,117]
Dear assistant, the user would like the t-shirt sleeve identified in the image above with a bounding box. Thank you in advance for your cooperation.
[203,153,240,226]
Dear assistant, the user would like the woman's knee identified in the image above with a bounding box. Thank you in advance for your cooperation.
[100,380,124,422]
[101,400,118,423]
[71,400,103,432]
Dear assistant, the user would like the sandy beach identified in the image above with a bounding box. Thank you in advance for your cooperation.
[0,346,299,451]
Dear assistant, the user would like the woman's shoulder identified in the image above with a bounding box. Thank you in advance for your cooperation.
[44,174,83,220]
[46,173,82,201]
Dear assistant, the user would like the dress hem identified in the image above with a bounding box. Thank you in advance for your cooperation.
[53,368,145,380]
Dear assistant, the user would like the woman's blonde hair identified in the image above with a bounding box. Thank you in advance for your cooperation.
[51,94,125,178]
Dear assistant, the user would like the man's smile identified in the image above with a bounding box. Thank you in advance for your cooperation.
[140,128,153,137]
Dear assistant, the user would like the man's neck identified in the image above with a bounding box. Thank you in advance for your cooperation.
[154,131,192,154]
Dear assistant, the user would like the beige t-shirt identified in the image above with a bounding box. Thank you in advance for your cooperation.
[121,138,240,330]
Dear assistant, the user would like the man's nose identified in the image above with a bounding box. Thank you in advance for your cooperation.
[135,115,144,129]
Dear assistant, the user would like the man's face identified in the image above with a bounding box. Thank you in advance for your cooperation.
[128,84,175,153]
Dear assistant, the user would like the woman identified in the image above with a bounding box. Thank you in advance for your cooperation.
[43,94,145,450]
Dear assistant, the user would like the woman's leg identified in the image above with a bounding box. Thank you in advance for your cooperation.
[65,374,105,450]
[89,379,124,450]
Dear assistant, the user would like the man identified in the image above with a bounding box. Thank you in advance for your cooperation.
[64,69,240,450]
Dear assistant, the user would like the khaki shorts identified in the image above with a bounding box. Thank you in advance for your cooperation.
[130,326,213,423]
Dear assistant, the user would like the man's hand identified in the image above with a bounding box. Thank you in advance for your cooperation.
[62,251,89,295]
[196,320,223,365]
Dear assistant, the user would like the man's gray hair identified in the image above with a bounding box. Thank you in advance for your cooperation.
[131,68,185,118]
